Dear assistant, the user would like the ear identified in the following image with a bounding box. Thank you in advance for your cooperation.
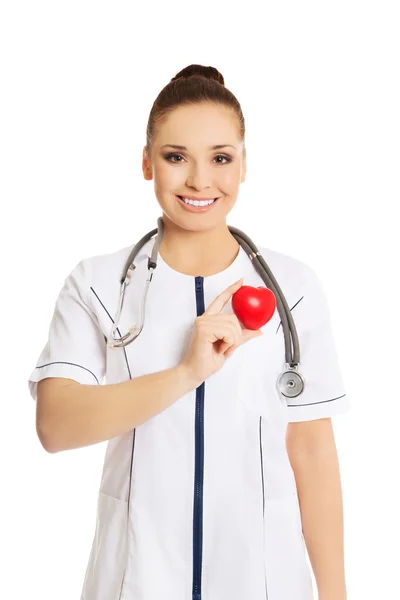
[142,147,153,181]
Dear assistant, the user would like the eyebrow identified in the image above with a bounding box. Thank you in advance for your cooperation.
[161,144,236,150]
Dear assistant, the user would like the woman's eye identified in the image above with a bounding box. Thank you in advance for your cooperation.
[165,154,184,163]
[164,153,232,165]
[214,155,232,164]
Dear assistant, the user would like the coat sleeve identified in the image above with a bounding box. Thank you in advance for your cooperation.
[28,258,107,401]
[283,262,351,422]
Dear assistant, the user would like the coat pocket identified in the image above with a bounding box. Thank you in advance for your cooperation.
[263,493,314,600]
[80,492,128,600]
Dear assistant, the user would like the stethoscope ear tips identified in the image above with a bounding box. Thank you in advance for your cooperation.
[277,364,305,398]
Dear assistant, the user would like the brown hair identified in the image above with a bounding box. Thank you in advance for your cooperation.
[145,64,246,157]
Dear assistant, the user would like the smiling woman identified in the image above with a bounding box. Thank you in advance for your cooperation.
[28,63,350,600]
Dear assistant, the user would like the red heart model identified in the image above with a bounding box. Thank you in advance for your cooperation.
[232,285,277,330]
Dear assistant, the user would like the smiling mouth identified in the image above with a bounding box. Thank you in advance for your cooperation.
[175,195,221,213]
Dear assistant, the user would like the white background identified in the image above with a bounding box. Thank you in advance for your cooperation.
[1,1,399,598]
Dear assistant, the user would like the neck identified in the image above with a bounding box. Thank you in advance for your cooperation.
[158,217,240,277]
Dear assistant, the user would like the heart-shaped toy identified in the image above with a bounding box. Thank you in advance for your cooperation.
[232,285,277,330]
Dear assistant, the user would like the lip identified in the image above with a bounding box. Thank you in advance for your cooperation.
[178,195,217,200]
[176,195,220,213]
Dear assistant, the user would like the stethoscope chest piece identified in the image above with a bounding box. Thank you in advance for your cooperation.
[277,363,305,398]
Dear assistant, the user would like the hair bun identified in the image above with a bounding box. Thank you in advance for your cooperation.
[171,64,224,86]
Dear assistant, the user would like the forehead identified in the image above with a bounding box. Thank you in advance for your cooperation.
[155,103,240,147]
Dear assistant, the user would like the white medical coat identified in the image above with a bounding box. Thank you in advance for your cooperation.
[28,237,350,600]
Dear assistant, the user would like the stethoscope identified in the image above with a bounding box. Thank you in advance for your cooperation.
[108,216,305,398]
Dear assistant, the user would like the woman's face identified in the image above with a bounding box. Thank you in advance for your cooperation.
[142,103,246,232]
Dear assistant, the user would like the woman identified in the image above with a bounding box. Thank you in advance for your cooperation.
[29,64,350,600]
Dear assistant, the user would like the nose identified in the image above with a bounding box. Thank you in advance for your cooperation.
[186,163,213,190]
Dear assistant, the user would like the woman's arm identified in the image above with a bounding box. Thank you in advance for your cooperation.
[286,418,347,600]
[36,364,201,453]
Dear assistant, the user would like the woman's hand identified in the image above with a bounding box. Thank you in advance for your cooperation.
[179,278,263,386]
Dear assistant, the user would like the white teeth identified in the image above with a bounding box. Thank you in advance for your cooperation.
[180,196,215,206]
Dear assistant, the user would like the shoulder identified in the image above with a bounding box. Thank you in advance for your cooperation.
[75,238,153,291]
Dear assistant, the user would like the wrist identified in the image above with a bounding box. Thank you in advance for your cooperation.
[177,362,203,392]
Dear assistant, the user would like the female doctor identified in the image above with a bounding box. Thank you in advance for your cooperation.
[29,64,350,600]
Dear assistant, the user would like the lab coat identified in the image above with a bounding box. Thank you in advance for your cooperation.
[28,237,350,600]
